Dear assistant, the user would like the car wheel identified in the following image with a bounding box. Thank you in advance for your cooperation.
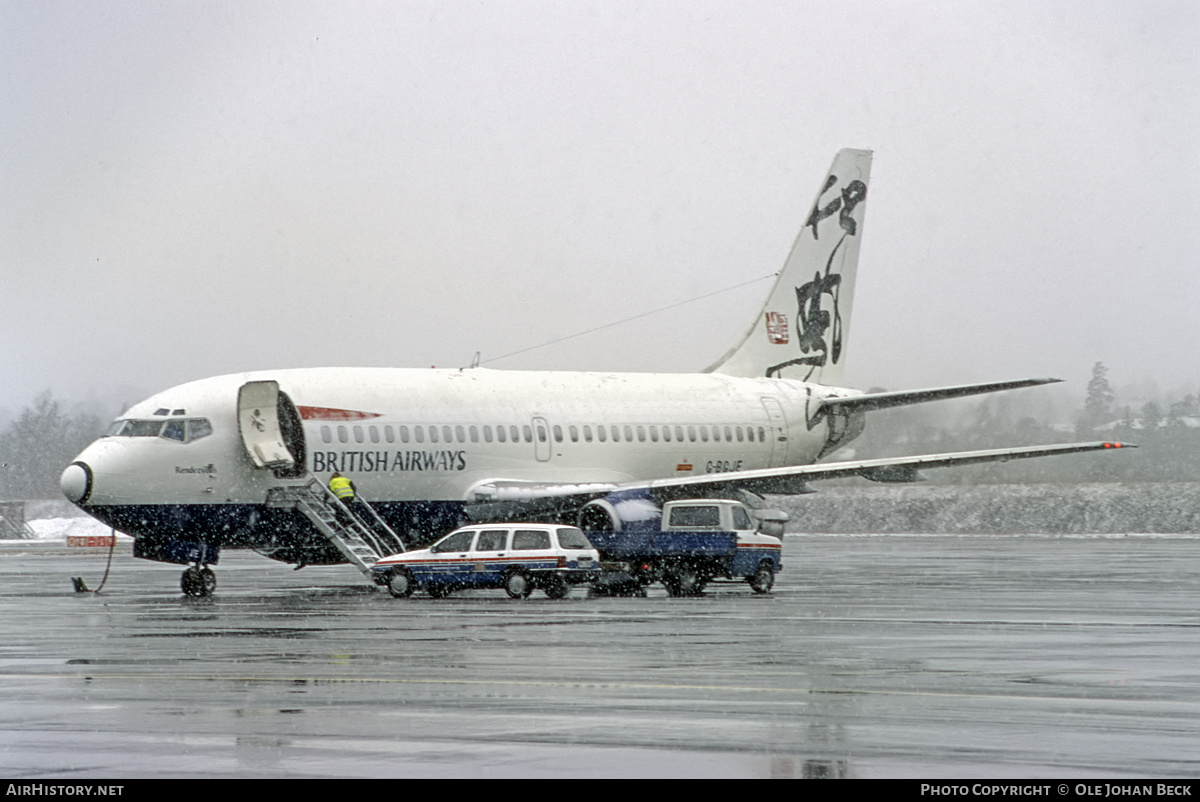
[504,569,532,599]
[543,575,570,599]
[387,568,414,598]
[748,563,774,594]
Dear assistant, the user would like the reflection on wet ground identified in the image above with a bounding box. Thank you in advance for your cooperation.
[2,533,1199,778]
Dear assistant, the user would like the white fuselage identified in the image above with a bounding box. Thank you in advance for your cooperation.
[69,366,855,511]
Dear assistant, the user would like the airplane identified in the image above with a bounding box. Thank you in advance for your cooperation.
[59,149,1132,595]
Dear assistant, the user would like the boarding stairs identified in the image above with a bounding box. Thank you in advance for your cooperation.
[266,476,406,580]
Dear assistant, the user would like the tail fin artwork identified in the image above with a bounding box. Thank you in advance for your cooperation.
[707,148,872,385]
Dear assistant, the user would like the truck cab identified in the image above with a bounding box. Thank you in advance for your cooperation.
[583,497,784,596]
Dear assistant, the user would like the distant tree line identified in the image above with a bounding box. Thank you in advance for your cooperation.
[0,393,105,500]
[847,362,1200,484]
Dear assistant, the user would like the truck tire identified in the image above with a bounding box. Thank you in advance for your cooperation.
[748,563,774,594]
[664,565,705,597]
[543,575,570,599]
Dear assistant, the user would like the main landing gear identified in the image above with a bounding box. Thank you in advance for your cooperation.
[181,564,216,597]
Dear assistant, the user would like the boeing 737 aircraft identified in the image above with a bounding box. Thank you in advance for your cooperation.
[60,149,1130,595]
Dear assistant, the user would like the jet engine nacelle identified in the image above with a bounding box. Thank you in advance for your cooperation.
[577,493,662,534]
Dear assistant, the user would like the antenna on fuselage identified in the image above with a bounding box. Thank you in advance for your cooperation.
[477,274,775,367]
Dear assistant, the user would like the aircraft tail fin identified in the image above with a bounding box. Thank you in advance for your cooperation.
[706,148,872,385]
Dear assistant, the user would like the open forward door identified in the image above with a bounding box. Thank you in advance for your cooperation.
[238,380,301,471]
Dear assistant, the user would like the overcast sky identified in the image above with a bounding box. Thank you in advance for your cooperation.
[3,0,1197,420]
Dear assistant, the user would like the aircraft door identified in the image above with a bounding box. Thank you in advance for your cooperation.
[760,397,789,468]
[531,416,551,462]
[238,380,305,474]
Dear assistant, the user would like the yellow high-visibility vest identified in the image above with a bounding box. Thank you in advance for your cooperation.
[329,476,355,500]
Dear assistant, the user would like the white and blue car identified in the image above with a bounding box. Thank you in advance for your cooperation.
[372,524,601,599]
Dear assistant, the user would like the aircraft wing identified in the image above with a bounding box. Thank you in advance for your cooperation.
[466,440,1134,512]
[820,377,1062,414]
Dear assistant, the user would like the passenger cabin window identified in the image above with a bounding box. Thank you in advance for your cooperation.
[431,530,475,553]
[513,530,551,550]
[474,530,508,552]
[556,527,591,549]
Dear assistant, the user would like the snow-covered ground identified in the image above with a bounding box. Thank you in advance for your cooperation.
[26,516,129,542]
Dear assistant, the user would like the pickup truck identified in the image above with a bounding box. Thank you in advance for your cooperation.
[582,498,784,596]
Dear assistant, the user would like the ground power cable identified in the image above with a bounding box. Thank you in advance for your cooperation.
[71,526,117,593]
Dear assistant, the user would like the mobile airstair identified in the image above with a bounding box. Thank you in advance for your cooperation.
[266,476,406,581]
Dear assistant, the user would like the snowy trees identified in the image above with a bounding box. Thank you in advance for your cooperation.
[0,393,103,500]
[836,362,1200,483]
[1082,361,1115,431]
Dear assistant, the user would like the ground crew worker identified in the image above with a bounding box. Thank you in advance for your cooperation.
[329,472,356,503]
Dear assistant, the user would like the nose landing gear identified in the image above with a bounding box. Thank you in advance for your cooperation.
[181,565,216,597]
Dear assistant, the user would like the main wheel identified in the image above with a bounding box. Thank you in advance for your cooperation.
[748,563,774,594]
[387,568,414,598]
[504,569,532,599]
[181,566,214,597]
[426,583,452,598]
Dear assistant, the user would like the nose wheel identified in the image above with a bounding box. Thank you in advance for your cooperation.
[181,565,216,597]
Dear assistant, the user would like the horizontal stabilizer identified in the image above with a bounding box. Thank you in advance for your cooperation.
[820,377,1062,414]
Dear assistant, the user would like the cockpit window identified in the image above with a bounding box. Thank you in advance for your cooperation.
[124,420,165,437]
[162,419,186,442]
[103,417,213,443]
[188,419,213,441]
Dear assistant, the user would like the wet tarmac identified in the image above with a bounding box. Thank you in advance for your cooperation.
[2,533,1200,778]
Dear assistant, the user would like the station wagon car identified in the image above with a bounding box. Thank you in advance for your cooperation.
[372,524,601,599]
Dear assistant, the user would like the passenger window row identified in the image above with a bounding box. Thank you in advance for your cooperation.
[318,422,769,446]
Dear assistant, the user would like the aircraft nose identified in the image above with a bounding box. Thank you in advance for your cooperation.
[60,462,93,504]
